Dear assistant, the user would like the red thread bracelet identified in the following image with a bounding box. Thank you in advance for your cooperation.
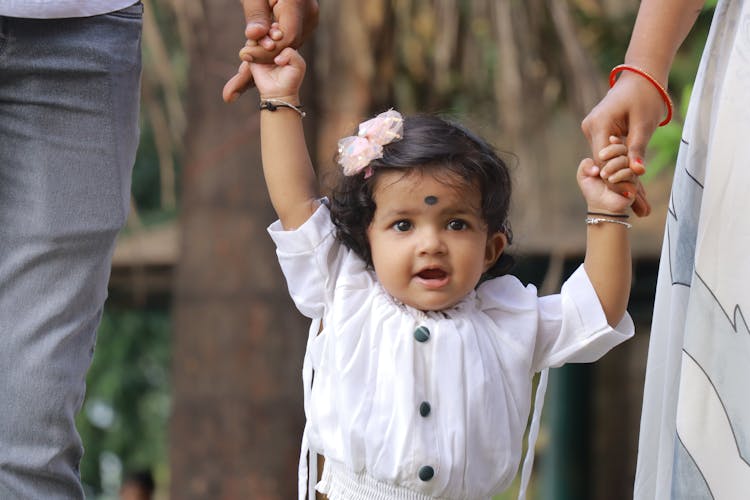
[609,64,673,126]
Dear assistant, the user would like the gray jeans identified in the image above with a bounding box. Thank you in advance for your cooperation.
[0,4,142,498]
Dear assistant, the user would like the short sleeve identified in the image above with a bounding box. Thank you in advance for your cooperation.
[267,203,346,319]
[534,264,634,370]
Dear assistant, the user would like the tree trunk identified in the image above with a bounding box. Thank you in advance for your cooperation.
[170,1,308,498]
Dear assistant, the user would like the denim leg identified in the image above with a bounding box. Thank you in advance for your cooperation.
[0,4,142,498]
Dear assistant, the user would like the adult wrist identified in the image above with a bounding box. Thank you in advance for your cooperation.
[622,61,669,88]
[609,64,673,126]
[623,50,672,85]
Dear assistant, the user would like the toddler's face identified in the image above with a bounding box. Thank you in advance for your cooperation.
[367,170,506,311]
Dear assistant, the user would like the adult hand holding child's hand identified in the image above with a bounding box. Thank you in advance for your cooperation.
[223,0,319,103]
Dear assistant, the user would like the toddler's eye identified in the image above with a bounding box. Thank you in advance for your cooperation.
[447,219,467,230]
[393,220,412,232]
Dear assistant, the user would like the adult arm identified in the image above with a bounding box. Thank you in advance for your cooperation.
[578,139,635,326]
[581,0,705,214]
[583,209,631,327]
[252,49,320,229]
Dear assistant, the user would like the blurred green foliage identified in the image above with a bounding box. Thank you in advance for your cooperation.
[77,309,171,498]
[130,119,164,213]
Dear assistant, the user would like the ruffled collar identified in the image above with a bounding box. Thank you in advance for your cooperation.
[374,280,479,322]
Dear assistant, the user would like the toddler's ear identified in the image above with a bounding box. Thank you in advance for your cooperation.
[483,232,507,272]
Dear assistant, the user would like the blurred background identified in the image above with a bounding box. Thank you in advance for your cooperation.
[79,0,718,498]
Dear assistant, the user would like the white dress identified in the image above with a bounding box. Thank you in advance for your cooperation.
[633,0,750,497]
[268,204,634,500]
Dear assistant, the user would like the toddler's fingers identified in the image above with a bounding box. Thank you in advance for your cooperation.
[607,167,638,184]
[598,142,628,163]
[600,155,630,180]
[239,41,256,62]
[275,47,305,69]
[577,157,599,178]
[239,44,283,65]
[607,165,637,184]
[259,35,276,51]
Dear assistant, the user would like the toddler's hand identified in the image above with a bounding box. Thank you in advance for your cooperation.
[249,47,306,101]
[598,136,651,217]
[599,136,649,215]
[577,136,636,214]
[598,136,635,184]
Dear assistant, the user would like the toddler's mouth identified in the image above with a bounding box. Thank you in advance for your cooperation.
[418,268,447,280]
[416,268,450,289]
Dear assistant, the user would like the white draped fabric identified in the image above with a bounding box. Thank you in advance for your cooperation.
[634,1,750,497]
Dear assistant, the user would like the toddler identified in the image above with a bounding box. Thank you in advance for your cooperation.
[249,48,636,500]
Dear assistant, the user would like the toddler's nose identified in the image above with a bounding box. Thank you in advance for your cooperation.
[417,228,447,255]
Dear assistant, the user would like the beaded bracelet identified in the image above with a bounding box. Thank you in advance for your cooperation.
[609,64,673,126]
[259,99,306,118]
[587,211,629,219]
[586,216,632,229]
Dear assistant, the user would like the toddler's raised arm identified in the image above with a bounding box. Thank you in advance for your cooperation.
[577,137,635,326]
[250,48,320,230]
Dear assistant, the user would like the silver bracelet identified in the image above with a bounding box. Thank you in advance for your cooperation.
[585,216,632,229]
[259,98,306,118]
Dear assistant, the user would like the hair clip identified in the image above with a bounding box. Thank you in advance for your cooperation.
[337,109,404,178]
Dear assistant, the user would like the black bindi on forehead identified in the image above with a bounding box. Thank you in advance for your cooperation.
[424,195,438,205]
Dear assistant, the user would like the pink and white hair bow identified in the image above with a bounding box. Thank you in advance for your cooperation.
[337,109,404,178]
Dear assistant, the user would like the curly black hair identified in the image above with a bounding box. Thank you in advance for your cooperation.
[329,113,514,279]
